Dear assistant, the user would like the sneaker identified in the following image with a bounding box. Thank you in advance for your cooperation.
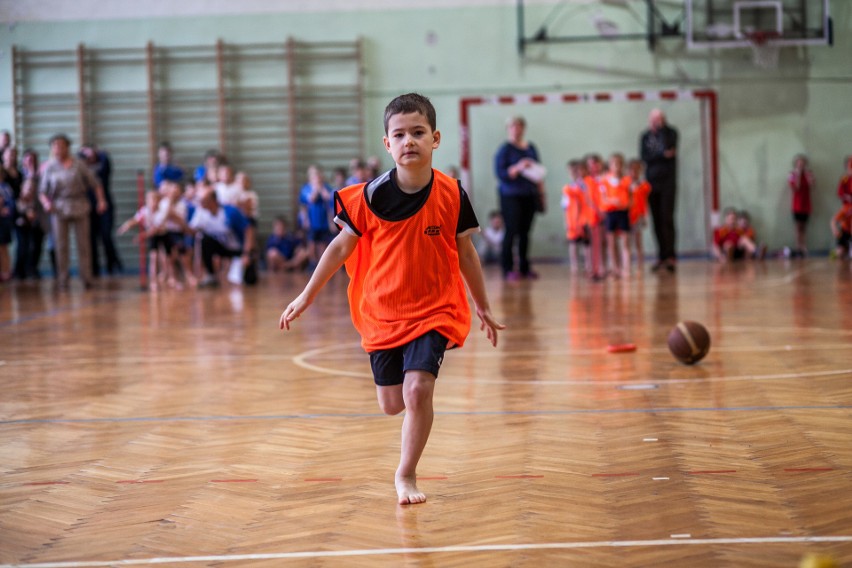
[523,271,540,280]
[504,271,522,282]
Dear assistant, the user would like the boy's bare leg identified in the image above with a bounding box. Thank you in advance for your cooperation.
[377,371,436,505]
[398,370,436,505]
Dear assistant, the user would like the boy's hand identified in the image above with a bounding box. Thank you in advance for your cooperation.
[476,307,506,348]
[279,294,311,331]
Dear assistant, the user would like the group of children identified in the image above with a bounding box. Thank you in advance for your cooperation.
[711,207,766,263]
[784,153,852,260]
[265,158,388,274]
[560,153,651,279]
[118,153,258,290]
[831,156,852,259]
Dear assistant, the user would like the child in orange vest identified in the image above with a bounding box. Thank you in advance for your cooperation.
[598,153,632,277]
[584,153,606,280]
[627,158,651,267]
[280,93,504,505]
[831,202,852,259]
[561,160,590,275]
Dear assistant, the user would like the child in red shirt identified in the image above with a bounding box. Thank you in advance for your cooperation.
[838,156,852,205]
[712,208,743,262]
[788,154,813,257]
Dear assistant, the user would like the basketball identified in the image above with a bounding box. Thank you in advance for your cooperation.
[667,321,711,365]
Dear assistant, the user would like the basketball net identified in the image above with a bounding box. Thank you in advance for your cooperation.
[746,31,780,70]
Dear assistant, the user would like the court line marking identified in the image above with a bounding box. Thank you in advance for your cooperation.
[3,536,851,567]
[3,404,851,426]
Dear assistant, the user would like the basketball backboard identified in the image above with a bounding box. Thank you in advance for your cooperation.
[685,0,831,49]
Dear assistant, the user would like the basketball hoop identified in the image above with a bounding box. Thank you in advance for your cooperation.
[746,30,781,69]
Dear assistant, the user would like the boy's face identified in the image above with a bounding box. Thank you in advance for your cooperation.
[383,112,440,169]
[629,162,642,177]
[609,157,623,172]
[724,211,736,226]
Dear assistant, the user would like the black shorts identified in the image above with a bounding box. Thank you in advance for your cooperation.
[605,210,631,233]
[368,330,449,386]
[793,212,810,224]
[838,231,851,249]
[149,232,186,254]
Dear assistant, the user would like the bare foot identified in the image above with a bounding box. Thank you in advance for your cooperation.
[395,474,426,505]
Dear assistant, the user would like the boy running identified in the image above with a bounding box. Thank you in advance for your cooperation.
[280,93,504,505]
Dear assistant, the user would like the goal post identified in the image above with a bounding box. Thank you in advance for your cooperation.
[459,89,719,256]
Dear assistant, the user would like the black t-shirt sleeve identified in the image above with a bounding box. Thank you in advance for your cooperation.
[456,182,479,236]
[334,190,361,237]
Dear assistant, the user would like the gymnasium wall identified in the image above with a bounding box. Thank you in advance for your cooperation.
[1,1,849,258]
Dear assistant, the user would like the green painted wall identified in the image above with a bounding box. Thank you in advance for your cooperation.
[1,3,849,258]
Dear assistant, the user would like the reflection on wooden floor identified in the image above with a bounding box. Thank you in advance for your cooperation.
[1,259,851,567]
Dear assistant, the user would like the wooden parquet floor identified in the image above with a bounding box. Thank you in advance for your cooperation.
[1,259,851,567]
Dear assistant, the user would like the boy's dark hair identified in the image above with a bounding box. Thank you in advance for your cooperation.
[383,93,436,134]
[158,141,172,151]
[488,210,502,220]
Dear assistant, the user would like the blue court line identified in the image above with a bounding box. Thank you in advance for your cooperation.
[2,404,850,426]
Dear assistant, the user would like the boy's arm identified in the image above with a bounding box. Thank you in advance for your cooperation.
[457,233,505,347]
[279,230,359,330]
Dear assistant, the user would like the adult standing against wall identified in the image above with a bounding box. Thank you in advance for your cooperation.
[80,143,123,276]
[640,108,678,273]
[494,115,545,281]
[39,134,107,290]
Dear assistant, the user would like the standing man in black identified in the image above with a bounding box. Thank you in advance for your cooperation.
[640,108,678,273]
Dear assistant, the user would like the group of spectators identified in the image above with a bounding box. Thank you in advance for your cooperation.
[0,130,122,288]
[713,153,852,263]
[491,109,678,281]
[0,126,393,290]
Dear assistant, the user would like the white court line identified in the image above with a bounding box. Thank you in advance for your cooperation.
[3,536,851,567]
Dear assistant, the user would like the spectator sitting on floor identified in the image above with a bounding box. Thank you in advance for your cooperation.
[189,183,255,288]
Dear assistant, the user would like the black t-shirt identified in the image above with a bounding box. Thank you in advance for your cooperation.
[336,168,479,236]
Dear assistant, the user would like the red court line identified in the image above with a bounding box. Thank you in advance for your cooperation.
[687,470,737,475]
[592,473,640,478]
[116,480,165,484]
[784,468,834,473]
[210,479,258,483]
[304,478,343,482]
[24,481,70,486]
[495,475,544,479]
